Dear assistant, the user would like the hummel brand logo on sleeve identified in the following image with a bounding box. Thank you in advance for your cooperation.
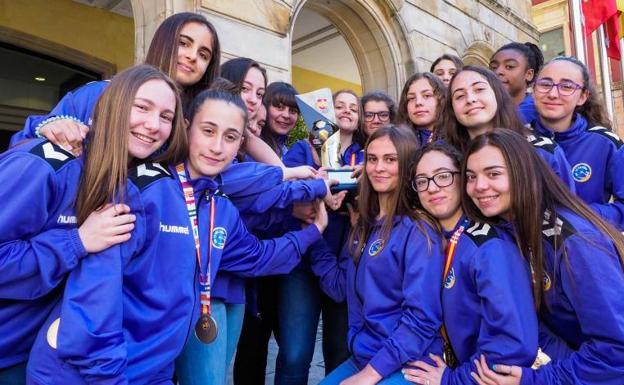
[57,215,77,224]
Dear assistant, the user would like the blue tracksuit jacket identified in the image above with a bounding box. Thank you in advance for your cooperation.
[525,133,575,192]
[283,139,364,168]
[308,216,444,377]
[533,114,624,229]
[518,93,538,125]
[26,162,322,385]
[0,140,86,369]
[440,218,538,385]
[212,174,327,304]
[518,207,624,385]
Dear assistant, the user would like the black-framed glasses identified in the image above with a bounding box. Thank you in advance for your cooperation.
[364,111,390,122]
[534,79,584,96]
[412,171,460,192]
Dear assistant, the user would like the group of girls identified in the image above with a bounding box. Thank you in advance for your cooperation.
[1,10,624,385]
[0,12,339,385]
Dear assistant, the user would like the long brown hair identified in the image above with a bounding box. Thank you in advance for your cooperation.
[144,12,221,112]
[76,65,187,225]
[349,125,429,262]
[461,129,624,308]
[397,72,446,144]
[220,57,268,90]
[261,82,300,157]
[542,56,612,129]
[333,89,366,147]
[440,66,526,152]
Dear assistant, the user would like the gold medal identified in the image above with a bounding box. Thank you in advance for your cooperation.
[195,314,218,344]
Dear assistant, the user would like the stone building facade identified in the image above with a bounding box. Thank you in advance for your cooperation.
[0,0,538,146]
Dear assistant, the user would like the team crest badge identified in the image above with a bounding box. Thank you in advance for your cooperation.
[572,163,592,182]
[444,268,456,289]
[543,272,552,291]
[368,239,384,256]
[212,227,227,249]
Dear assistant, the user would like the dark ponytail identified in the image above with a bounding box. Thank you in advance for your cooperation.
[494,42,544,85]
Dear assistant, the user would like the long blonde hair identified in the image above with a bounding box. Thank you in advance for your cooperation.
[76,65,188,224]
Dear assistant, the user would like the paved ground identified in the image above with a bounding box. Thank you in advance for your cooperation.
[226,320,326,385]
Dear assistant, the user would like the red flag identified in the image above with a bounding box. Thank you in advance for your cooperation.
[583,0,618,34]
[605,12,621,59]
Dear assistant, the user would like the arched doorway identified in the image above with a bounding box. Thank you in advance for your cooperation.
[290,0,414,98]
[291,8,362,95]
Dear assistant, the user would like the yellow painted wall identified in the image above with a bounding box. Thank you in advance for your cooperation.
[292,66,362,95]
[0,0,134,72]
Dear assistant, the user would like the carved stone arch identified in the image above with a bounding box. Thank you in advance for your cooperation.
[462,40,495,67]
[130,0,194,63]
[291,0,414,98]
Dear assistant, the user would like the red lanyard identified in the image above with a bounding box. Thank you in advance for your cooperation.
[350,153,356,167]
[175,164,213,316]
[443,219,468,280]
[440,217,469,368]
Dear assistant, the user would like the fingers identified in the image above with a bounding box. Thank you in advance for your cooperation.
[109,204,131,216]
[78,123,89,139]
[109,222,135,236]
[110,213,136,226]
[473,358,498,385]
[42,120,87,152]
[429,354,447,368]
[334,191,348,208]
[401,368,431,384]
[109,233,132,246]
[63,121,85,148]
[477,356,500,385]
[470,372,489,385]
[412,360,435,372]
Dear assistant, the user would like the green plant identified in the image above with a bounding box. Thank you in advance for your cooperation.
[287,116,309,147]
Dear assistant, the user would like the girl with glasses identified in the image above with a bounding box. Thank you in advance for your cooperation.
[397,73,446,146]
[402,141,537,385]
[489,42,544,125]
[441,66,575,190]
[308,125,445,385]
[530,56,624,230]
[361,91,397,138]
[464,129,624,385]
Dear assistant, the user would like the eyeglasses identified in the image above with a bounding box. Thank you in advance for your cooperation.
[534,79,584,96]
[364,111,390,122]
[412,171,460,192]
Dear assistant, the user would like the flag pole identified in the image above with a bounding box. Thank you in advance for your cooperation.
[570,0,587,64]
[598,25,615,121]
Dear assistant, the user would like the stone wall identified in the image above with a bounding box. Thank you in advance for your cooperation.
[133,0,539,96]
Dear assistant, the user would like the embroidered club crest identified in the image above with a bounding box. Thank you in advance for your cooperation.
[212,227,227,249]
[444,267,456,289]
[368,239,384,256]
[543,271,552,291]
[572,163,592,182]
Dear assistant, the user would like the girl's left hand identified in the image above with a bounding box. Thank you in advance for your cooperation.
[471,355,522,385]
[402,354,446,385]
